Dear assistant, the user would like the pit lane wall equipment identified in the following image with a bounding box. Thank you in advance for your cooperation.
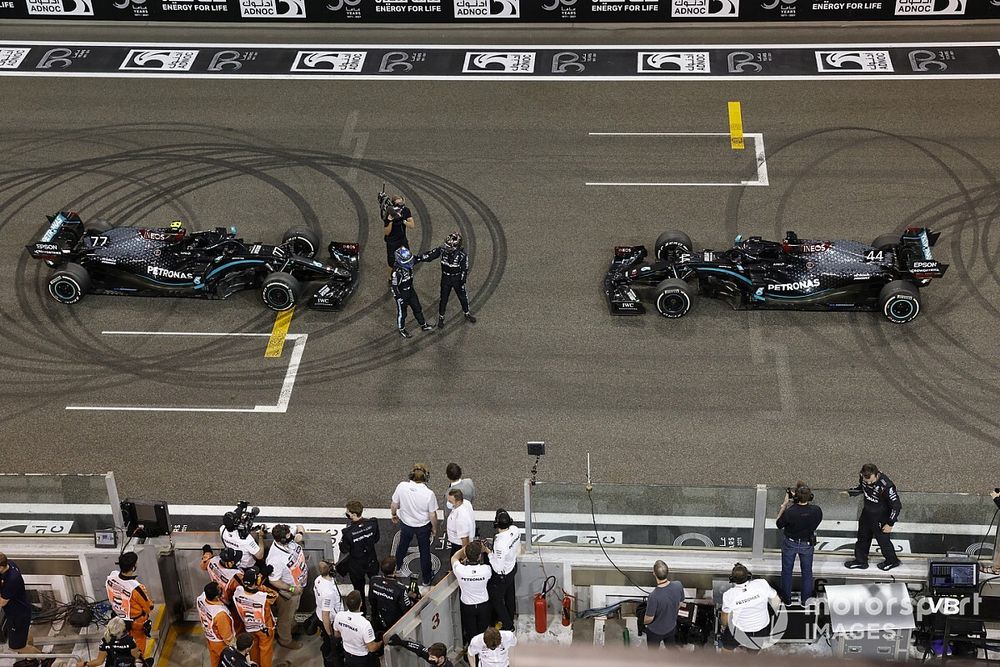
[3,0,999,23]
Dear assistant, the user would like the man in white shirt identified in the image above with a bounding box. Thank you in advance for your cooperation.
[446,489,476,558]
[266,524,307,650]
[485,510,520,631]
[451,541,492,645]
[468,627,516,667]
[391,464,439,586]
[314,560,345,667]
[720,563,781,651]
[444,463,476,518]
[334,591,381,667]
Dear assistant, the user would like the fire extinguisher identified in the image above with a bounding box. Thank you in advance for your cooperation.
[534,576,557,633]
[561,590,574,626]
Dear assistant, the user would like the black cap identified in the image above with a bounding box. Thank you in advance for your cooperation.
[117,552,138,571]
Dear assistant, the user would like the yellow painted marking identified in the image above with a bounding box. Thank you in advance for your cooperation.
[728,101,745,151]
[265,307,295,358]
[154,624,197,667]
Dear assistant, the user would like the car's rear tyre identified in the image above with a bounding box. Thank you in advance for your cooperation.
[871,233,898,251]
[879,280,921,323]
[654,279,694,318]
[261,272,301,311]
[87,219,113,234]
[48,262,90,305]
[282,226,319,259]
[655,231,693,262]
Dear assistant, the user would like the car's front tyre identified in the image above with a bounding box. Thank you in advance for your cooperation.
[879,280,921,323]
[655,230,693,262]
[654,278,694,318]
[282,226,320,259]
[48,263,90,305]
[261,272,301,311]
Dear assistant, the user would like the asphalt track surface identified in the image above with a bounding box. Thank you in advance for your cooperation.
[1,22,999,512]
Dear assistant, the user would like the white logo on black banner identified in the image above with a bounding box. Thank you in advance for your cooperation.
[462,52,535,73]
[671,0,738,16]
[36,47,91,69]
[727,51,772,73]
[0,48,30,69]
[815,50,893,72]
[291,51,367,73]
[379,51,428,73]
[542,0,577,16]
[895,0,964,13]
[908,49,955,71]
[26,0,94,15]
[761,0,795,15]
[454,0,520,18]
[156,0,228,12]
[120,50,199,71]
[638,52,711,73]
[239,0,306,17]
[551,51,596,73]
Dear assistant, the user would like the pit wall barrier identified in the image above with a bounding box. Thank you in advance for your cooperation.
[3,0,999,23]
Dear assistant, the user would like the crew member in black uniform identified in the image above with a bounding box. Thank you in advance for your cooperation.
[219,633,255,667]
[845,463,902,571]
[368,557,417,639]
[384,195,415,271]
[417,233,476,328]
[338,500,380,613]
[386,636,453,667]
[391,247,433,339]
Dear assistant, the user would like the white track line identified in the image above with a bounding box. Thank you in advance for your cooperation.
[65,331,306,413]
[587,132,767,187]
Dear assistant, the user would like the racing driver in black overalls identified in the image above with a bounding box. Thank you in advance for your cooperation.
[391,247,434,339]
[418,233,477,329]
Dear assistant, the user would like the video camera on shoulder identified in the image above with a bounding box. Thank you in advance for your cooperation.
[222,500,266,539]
[378,184,394,221]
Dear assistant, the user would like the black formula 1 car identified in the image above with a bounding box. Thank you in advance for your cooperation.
[26,211,360,312]
[604,228,947,324]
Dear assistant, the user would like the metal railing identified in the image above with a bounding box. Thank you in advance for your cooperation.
[524,480,1000,559]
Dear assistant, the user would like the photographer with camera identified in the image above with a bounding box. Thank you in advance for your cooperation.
[266,524,308,650]
[381,189,415,272]
[452,541,492,646]
[776,482,822,604]
[844,463,902,571]
[338,500,380,613]
[221,503,266,569]
[368,556,417,640]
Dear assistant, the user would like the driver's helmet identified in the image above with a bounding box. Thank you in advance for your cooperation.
[444,232,462,251]
[394,246,415,270]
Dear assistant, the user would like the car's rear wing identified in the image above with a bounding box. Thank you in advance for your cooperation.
[899,227,948,280]
[25,211,85,261]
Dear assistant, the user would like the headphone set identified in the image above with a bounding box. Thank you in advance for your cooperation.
[410,464,430,483]
[729,562,752,585]
[494,509,512,530]
[787,482,815,504]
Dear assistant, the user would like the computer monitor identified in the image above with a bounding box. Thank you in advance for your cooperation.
[928,561,978,594]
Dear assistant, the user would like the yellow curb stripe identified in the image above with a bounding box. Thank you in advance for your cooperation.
[156,625,197,666]
[265,307,294,358]
[728,101,745,151]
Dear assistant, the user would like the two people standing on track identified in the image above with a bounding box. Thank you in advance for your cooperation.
[382,192,477,339]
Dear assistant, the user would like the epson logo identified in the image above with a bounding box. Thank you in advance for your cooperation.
[35,243,60,252]
[769,278,819,291]
[912,261,937,268]
[239,0,306,17]
[148,267,194,280]
[26,0,94,15]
